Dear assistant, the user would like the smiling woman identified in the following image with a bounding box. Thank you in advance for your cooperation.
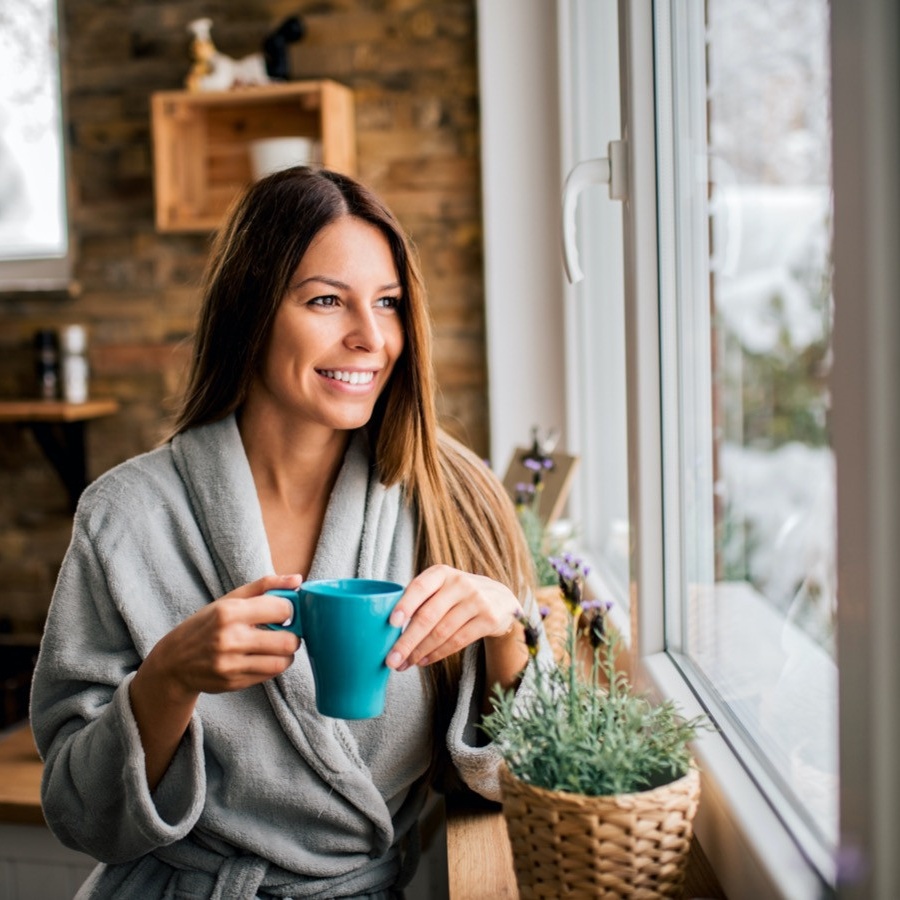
[30,166,537,899]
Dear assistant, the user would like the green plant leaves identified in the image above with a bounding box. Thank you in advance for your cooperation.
[482,630,709,797]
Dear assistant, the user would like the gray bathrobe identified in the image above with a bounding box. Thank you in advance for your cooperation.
[30,415,507,899]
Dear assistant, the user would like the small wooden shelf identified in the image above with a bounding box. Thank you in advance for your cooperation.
[0,399,119,424]
[151,80,356,232]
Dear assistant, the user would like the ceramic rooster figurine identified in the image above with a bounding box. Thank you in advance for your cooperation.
[185,18,269,92]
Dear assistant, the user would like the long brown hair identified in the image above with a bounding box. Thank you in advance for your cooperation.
[174,167,533,775]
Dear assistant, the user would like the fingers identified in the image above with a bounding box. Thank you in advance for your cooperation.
[225,576,303,661]
[388,565,454,629]
[228,572,303,600]
[173,614,298,696]
[178,577,305,688]
[205,598,300,651]
[386,566,519,671]
[218,573,305,628]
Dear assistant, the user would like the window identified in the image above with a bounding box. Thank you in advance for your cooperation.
[565,0,836,893]
[481,0,900,894]
[0,0,70,289]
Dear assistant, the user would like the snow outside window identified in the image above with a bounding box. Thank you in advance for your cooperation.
[655,0,837,867]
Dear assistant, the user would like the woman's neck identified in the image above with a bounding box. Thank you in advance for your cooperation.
[237,405,354,573]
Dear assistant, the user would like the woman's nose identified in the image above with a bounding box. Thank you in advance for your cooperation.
[345,307,386,352]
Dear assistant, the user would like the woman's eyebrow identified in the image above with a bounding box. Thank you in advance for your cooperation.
[291,275,403,293]
[292,275,350,291]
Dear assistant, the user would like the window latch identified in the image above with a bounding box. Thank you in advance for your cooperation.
[561,139,627,284]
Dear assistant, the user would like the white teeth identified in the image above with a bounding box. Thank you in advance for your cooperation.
[322,370,374,385]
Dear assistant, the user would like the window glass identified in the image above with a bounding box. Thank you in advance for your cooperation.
[659,0,837,848]
[0,0,68,272]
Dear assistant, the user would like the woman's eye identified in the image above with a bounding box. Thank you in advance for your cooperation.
[376,296,401,309]
[308,295,339,308]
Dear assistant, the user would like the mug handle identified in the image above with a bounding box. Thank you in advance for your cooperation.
[263,588,303,637]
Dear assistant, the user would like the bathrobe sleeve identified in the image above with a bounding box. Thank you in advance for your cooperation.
[444,593,549,802]
[31,491,207,863]
[443,643,503,799]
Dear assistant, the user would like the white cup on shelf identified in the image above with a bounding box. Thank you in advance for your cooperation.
[248,137,318,181]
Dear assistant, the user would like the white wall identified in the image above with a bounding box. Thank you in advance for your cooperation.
[476,0,566,472]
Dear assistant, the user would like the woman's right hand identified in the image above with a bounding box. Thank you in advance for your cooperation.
[146,573,303,699]
[129,573,302,789]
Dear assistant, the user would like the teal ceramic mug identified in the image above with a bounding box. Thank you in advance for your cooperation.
[265,578,405,719]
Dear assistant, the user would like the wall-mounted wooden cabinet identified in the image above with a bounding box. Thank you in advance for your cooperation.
[151,80,356,233]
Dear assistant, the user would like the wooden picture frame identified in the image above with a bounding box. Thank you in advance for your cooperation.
[502,447,579,526]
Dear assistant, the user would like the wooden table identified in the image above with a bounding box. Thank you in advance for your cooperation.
[446,793,517,898]
[0,398,119,509]
[0,724,45,826]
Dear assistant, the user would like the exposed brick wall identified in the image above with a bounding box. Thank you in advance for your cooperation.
[0,1,487,632]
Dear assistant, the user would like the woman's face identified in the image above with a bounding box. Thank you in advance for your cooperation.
[252,216,405,434]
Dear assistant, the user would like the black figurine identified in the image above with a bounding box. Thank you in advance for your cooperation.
[264,16,307,81]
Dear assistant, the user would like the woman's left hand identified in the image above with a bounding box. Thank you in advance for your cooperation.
[385,564,522,671]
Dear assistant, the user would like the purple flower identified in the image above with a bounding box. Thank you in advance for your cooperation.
[550,554,589,615]
[515,609,541,657]
[514,481,536,507]
[586,600,613,648]
[521,436,555,491]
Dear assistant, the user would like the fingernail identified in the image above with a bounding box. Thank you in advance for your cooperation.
[387,650,403,669]
[390,610,406,627]
[398,661,410,672]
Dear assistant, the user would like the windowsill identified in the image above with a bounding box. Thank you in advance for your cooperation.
[643,652,830,900]
[581,554,832,899]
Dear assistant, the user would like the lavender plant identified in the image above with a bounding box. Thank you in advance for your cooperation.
[482,554,708,797]
[514,429,560,588]
[514,481,558,587]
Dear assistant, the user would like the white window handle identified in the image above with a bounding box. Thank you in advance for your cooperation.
[562,140,627,283]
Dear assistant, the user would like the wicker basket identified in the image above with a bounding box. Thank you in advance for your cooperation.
[499,764,700,899]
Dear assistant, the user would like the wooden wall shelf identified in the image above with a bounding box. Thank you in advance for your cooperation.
[151,80,356,233]
[0,399,119,424]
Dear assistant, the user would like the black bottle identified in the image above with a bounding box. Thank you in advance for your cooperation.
[34,329,60,400]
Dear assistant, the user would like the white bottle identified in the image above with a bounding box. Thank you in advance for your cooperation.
[59,324,89,404]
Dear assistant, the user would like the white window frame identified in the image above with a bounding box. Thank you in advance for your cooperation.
[0,255,71,292]
[557,0,630,606]
[479,0,900,896]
